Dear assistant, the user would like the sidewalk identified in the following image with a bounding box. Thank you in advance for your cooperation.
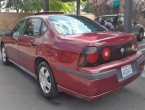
[142,69,145,77]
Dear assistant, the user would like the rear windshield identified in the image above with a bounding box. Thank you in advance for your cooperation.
[48,15,106,36]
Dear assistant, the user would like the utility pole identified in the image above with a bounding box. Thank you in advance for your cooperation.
[124,0,132,33]
[76,0,80,15]
[43,0,49,11]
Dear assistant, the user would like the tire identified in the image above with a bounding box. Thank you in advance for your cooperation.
[37,61,58,99]
[1,44,10,65]
[137,30,144,41]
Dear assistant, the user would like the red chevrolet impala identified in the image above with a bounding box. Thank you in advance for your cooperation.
[1,14,145,101]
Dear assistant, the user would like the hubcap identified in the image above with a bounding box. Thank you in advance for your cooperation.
[39,66,51,94]
[1,47,6,62]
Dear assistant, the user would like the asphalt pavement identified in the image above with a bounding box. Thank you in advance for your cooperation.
[138,39,145,77]
[0,40,145,110]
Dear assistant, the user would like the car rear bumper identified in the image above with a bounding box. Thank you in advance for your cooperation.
[55,52,145,101]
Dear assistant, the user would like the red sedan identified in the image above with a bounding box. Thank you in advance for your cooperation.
[1,14,145,101]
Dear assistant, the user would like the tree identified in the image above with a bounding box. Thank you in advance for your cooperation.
[0,0,75,13]
[1,0,24,12]
[49,0,75,13]
[0,0,32,12]
[82,0,93,13]
[22,0,43,12]
[90,0,113,16]
[132,0,145,22]
[43,0,49,11]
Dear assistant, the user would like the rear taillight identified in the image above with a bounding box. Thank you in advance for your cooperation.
[78,47,99,67]
[87,53,98,64]
[131,42,138,51]
[78,39,138,67]
[78,47,112,67]
[102,48,111,61]
[77,54,86,66]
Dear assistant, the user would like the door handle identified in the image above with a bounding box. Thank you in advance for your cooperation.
[15,40,17,44]
[31,41,36,46]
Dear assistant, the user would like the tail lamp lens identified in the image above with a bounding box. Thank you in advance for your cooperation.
[102,48,111,61]
[131,43,138,51]
[78,47,112,67]
[78,54,85,66]
[78,47,98,67]
[87,53,98,64]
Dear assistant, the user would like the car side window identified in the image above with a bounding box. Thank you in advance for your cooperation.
[118,17,124,25]
[12,20,26,37]
[105,17,114,23]
[95,17,101,23]
[24,18,41,37]
[40,21,48,35]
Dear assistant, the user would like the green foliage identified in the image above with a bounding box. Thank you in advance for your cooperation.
[82,0,93,13]
[22,0,43,12]
[49,0,75,13]
[4,0,23,12]
[0,0,76,13]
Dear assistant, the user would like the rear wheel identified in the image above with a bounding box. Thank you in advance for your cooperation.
[37,61,58,99]
[1,45,9,65]
[138,30,144,41]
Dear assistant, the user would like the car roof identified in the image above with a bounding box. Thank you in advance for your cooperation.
[24,13,79,20]
[24,14,63,19]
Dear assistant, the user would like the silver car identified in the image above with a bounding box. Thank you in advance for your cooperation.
[95,14,144,41]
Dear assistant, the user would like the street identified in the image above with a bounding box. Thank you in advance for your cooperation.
[0,40,145,110]
[138,39,145,77]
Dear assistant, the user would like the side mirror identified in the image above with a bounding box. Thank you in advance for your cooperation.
[5,31,13,36]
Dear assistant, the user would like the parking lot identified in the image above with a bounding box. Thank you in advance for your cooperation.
[0,40,145,110]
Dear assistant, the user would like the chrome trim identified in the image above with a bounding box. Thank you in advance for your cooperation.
[9,59,37,79]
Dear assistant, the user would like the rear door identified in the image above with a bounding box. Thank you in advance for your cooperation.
[18,18,42,73]
[6,19,27,63]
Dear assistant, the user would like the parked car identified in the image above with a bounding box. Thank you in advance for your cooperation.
[1,14,145,101]
[95,14,144,41]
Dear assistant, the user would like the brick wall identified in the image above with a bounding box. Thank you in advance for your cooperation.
[82,13,95,20]
[0,12,96,33]
[0,12,34,32]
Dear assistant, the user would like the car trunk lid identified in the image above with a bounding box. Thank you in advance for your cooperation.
[73,31,138,67]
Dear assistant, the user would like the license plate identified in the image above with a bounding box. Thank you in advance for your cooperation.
[121,64,133,78]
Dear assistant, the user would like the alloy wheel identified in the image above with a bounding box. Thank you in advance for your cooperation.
[39,66,52,94]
